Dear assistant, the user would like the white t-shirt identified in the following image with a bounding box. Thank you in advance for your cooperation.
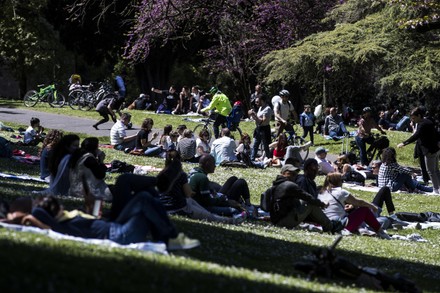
[195,138,210,157]
[315,156,334,174]
[24,126,37,144]
[318,187,350,220]
[110,120,127,145]
[271,95,281,108]
[274,100,294,121]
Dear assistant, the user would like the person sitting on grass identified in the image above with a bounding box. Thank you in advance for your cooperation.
[24,117,45,146]
[210,128,237,166]
[314,147,338,175]
[135,118,162,157]
[110,113,137,151]
[45,134,80,196]
[324,107,348,140]
[25,195,200,251]
[195,129,211,159]
[269,164,347,233]
[318,172,391,239]
[176,129,198,163]
[378,147,433,193]
[39,129,64,182]
[188,154,250,217]
[68,137,112,214]
[157,150,244,224]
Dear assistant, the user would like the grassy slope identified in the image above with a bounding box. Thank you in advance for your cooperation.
[0,101,439,292]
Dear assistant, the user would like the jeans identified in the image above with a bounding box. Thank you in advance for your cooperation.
[302,126,314,144]
[144,146,162,156]
[355,135,374,166]
[391,173,433,193]
[251,125,272,160]
[329,122,348,138]
[110,173,159,221]
[395,116,411,131]
[110,191,178,244]
[425,150,440,191]
[372,186,395,215]
[206,205,238,217]
[183,198,232,223]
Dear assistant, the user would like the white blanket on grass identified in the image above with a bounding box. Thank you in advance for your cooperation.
[0,172,47,183]
[343,183,381,193]
[0,222,168,254]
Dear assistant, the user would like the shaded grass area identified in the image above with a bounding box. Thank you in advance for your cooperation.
[0,104,439,291]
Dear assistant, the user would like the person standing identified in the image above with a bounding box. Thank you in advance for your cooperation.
[273,90,298,137]
[397,106,440,194]
[249,84,263,112]
[248,95,273,161]
[200,87,232,139]
[355,107,386,166]
[300,105,315,145]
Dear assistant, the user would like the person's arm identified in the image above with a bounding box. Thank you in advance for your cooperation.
[183,183,194,198]
[151,88,164,94]
[289,183,325,207]
[201,95,217,112]
[345,194,378,213]
[398,121,422,148]
[269,141,278,149]
[21,214,51,229]
[274,103,284,123]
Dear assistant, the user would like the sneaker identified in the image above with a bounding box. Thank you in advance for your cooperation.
[167,233,200,251]
[92,124,99,130]
[376,229,391,240]
[232,211,247,225]
[340,228,352,236]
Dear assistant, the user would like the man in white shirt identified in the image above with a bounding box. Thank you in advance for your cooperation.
[273,90,298,136]
[210,128,237,165]
[110,113,137,150]
[314,147,337,174]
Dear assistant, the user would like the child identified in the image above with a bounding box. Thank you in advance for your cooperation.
[24,117,45,146]
[300,105,315,145]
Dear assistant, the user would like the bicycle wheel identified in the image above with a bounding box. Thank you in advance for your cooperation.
[23,90,39,107]
[68,89,83,110]
[79,90,94,111]
[194,124,212,142]
[48,91,66,108]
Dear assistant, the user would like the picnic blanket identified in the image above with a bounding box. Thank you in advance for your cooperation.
[343,183,381,193]
[0,172,47,183]
[0,222,168,254]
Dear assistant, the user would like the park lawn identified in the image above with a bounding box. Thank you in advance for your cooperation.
[0,103,439,292]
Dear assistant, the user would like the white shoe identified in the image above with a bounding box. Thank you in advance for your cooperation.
[168,233,200,250]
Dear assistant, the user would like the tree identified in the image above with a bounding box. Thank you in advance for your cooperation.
[387,0,440,32]
[0,0,61,96]
[259,0,440,112]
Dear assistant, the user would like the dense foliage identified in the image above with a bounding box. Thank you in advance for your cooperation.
[259,0,440,113]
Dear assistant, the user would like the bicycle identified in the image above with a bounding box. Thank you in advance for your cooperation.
[68,81,116,110]
[193,117,243,142]
[23,84,66,108]
[349,133,389,165]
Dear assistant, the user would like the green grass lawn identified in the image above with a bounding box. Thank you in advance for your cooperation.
[0,101,439,292]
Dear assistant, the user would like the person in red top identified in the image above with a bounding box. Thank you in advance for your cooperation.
[270,133,288,167]
[355,107,386,166]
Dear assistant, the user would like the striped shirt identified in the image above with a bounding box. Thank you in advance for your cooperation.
[378,162,412,188]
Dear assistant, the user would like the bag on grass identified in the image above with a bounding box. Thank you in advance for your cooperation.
[260,185,276,212]
[341,170,365,186]
[109,160,135,173]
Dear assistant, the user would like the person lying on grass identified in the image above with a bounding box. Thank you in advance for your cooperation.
[23,195,200,250]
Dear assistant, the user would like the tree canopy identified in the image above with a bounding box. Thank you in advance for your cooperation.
[259,0,440,111]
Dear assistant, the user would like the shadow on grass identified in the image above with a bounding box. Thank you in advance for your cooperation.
[0,237,312,292]
[174,219,440,292]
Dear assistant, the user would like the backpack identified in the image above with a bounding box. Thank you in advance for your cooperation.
[260,185,276,212]
[227,104,243,131]
[108,160,135,173]
[341,170,365,186]
[0,137,13,158]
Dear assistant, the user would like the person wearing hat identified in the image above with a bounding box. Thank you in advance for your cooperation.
[355,107,386,166]
[273,89,298,137]
[269,164,346,233]
[200,87,232,139]
[314,147,337,175]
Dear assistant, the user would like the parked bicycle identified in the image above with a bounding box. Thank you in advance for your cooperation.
[23,84,66,108]
[68,81,116,110]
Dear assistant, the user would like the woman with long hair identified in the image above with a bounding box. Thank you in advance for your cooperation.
[318,172,390,239]
[39,129,64,181]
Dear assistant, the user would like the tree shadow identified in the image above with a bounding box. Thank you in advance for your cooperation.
[174,219,439,292]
